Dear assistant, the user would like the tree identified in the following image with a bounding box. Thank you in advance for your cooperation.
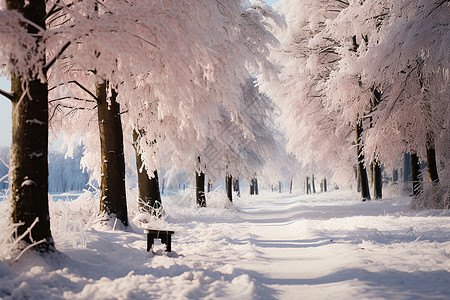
[356,119,371,200]
[250,178,259,195]
[361,0,449,205]
[0,0,56,251]
[226,175,233,202]
[133,131,161,215]
[258,0,354,188]
[96,84,128,226]
[196,171,206,207]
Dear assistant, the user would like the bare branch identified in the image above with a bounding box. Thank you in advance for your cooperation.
[43,41,72,74]
[49,80,98,102]
[0,156,9,169]
[0,88,14,101]
[127,31,157,48]
[428,0,448,16]
[49,96,96,103]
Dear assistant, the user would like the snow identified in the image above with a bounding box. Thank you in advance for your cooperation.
[1,188,450,299]
[20,179,36,187]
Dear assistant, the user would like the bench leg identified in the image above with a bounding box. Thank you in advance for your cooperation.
[166,234,172,252]
[147,234,154,252]
[160,233,172,252]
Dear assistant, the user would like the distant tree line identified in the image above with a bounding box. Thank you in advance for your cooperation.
[0,146,89,193]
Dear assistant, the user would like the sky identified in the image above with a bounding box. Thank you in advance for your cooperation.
[0,0,280,148]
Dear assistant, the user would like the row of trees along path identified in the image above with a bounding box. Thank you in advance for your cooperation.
[0,0,284,252]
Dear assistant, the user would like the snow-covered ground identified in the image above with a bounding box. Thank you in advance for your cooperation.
[1,188,450,299]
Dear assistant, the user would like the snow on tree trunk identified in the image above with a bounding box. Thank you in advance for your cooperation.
[97,82,128,226]
[355,121,371,201]
[7,0,53,252]
[133,130,161,215]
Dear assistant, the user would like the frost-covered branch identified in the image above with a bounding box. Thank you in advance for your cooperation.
[49,80,98,102]
[43,41,72,74]
[49,96,96,103]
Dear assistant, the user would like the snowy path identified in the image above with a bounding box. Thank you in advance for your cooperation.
[1,189,450,299]
[229,192,450,299]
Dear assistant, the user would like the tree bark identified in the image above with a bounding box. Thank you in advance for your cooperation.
[132,131,161,215]
[207,179,212,193]
[312,174,316,193]
[7,0,53,251]
[393,169,398,183]
[426,141,439,185]
[196,171,206,207]
[403,153,412,182]
[97,83,128,226]
[323,178,327,192]
[372,161,382,199]
[250,178,258,195]
[226,175,233,202]
[411,152,422,196]
[306,176,310,194]
[278,181,281,193]
[289,179,293,194]
[355,120,371,201]
[233,178,240,197]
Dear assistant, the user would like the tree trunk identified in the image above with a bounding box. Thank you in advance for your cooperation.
[355,166,360,192]
[355,120,371,201]
[369,88,382,200]
[403,153,412,182]
[226,175,233,202]
[289,179,293,194]
[7,0,53,251]
[411,152,422,196]
[323,178,327,192]
[97,83,128,226]
[426,143,439,185]
[132,131,161,215]
[306,176,310,194]
[250,178,258,195]
[372,160,382,199]
[207,179,212,193]
[233,178,240,197]
[393,169,398,183]
[278,181,281,193]
[312,174,316,193]
[196,171,206,207]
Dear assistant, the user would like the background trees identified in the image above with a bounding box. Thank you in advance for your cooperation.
[259,0,449,206]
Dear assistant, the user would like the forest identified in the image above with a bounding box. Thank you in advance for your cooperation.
[0,0,449,298]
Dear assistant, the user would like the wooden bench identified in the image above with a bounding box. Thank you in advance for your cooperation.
[144,229,174,252]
